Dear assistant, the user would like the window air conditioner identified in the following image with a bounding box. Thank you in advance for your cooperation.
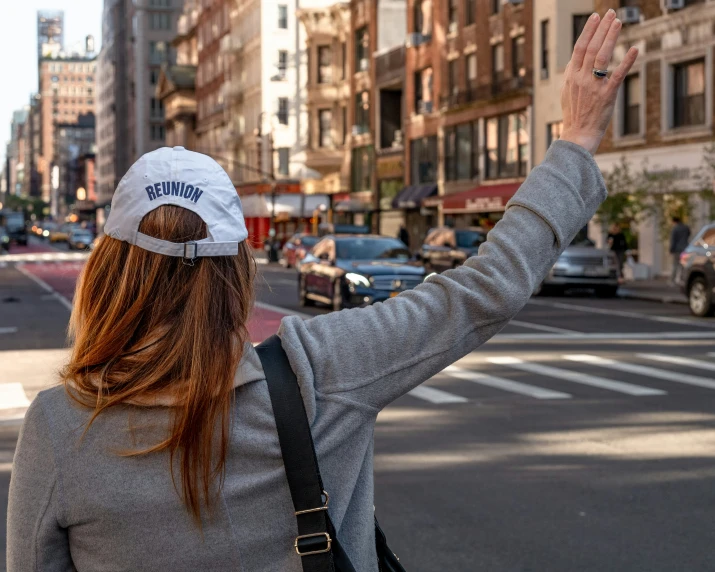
[616,6,641,24]
[359,58,369,72]
[448,22,458,35]
[664,0,685,10]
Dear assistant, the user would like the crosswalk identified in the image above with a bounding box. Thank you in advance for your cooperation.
[407,351,715,405]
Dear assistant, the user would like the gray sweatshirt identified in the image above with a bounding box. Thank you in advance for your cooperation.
[7,141,606,572]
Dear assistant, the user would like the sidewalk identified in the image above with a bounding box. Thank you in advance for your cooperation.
[617,278,687,305]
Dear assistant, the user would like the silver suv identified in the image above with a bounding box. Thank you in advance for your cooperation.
[538,238,620,297]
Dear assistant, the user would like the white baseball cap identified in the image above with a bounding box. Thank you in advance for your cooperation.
[104,146,248,259]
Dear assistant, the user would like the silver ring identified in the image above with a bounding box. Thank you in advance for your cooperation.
[592,68,608,79]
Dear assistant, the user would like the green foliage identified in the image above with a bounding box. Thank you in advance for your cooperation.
[2,194,48,218]
[597,156,650,227]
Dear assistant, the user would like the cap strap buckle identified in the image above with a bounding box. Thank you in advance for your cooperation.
[182,241,198,266]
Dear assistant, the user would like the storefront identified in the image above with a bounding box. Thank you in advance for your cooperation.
[391,183,439,249]
[439,181,522,229]
[375,152,405,239]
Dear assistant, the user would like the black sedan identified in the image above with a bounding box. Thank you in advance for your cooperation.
[298,235,426,311]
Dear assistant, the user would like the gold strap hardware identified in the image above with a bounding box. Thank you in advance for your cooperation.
[295,490,329,516]
[294,532,332,556]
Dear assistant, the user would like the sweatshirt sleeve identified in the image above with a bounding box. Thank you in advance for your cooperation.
[278,140,607,414]
[7,397,74,572]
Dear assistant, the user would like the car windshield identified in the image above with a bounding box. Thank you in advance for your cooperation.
[301,236,319,247]
[456,230,486,248]
[72,232,92,239]
[570,237,595,247]
[3,213,24,231]
[335,238,411,261]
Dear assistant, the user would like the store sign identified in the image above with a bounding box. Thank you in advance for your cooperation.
[465,196,505,213]
[377,157,404,180]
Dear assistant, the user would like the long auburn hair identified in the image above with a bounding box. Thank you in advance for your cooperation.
[62,205,256,521]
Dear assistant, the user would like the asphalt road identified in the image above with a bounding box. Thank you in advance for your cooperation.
[3,244,715,571]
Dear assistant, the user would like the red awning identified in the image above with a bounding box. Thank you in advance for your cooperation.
[442,182,522,214]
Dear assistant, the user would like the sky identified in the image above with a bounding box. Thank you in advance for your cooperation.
[0,1,102,166]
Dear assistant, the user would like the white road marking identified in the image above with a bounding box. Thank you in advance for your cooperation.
[508,320,578,334]
[15,264,73,312]
[0,327,18,335]
[0,383,31,409]
[638,354,715,373]
[487,357,665,396]
[527,298,715,329]
[443,365,571,399]
[492,331,715,341]
[408,385,468,404]
[1,252,89,262]
[564,354,715,391]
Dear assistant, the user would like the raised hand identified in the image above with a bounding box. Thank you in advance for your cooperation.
[560,9,639,155]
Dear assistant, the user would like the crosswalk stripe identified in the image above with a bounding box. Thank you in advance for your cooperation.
[638,354,715,373]
[443,365,571,399]
[564,355,715,391]
[408,385,468,404]
[0,383,31,409]
[487,357,665,396]
[0,327,18,335]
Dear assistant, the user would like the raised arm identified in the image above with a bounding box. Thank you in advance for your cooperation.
[279,10,638,414]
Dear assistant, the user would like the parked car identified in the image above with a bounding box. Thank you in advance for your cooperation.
[317,223,370,237]
[68,228,95,251]
[49,223,78,243]
[0,210,27,246]
[281,233,320,268]
[537,237,620,297]
[298,235,425,311]
[419,227,487,272]
[678,222,715,317]
[0,225,10,252]
[39,222,57,239]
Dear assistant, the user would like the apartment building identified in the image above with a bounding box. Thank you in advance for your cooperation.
[298,3,351,197]
[593,0,715,277]
[7,109,29,197]
[402,0,533,233]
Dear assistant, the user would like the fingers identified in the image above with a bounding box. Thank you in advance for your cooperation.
[571,13,600,71]
[583,9,618,71]
[594,17,622,72]
[610,46,639,89]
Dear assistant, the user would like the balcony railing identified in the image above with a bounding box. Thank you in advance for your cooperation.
[491,75,529,97]
[375,45,405,84]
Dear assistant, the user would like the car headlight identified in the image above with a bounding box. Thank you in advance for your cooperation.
[2,236,9,243]
[43,230,50,237]
[345,273,371,288]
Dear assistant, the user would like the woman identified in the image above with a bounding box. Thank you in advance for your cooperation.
[607,222,628,279]
[8,12,636,572]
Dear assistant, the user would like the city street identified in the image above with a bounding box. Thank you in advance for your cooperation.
[2,242,715,571]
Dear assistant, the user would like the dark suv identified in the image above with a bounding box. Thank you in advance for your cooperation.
[419,227,487,273]
[679,222,715,317]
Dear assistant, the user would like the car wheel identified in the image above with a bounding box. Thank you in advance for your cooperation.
[688,277,714,317]
[597,286,619,298]
[332,279,344,312]
[298,275,315,307]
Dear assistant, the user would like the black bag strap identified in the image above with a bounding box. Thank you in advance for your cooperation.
[255,335,336,572]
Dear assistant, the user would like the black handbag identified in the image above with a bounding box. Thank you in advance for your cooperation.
[256,335,406,572]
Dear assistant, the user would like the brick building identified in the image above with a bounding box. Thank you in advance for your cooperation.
[593,0,715,278]
[402,0,533,233]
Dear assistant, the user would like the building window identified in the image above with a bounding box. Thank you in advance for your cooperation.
[319,109,332,147]
[278,5,288,29]
[355,91,370,134]
[342,106,347,144]
[623,74,641,136]
[546,121,563,149]
[485,112,529,179]
[512,35,525,79]
[149,41,167,65]
[151,125,165,141]
[465,0,475,26]
[445,122,478,182]
[307,48,311,85]
[448,0,458,34]
[149,0,171,6]
[466,53,477,84]
[150,97,164,119]
[410,136,438,184]
[355,27,369,72]
[413,0,433,37]
[341,42,347,79]
[150,69,159,84]
[351,146,373,192]
[540,19,549,79]
[673,58,705,128]
[278,97,289,124]
[492,43,504,85]
[415,67,433,114]
[278,148,290,176]
[277,50,288,79]
[491,0,500,14]
[572,14,590,49]
[150,12,171,30]
[318,45,332,84]
[448,59,459,97]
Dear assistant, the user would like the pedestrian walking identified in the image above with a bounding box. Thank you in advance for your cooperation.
[670,216,690,284]
[7,11,637,572]
[607,222,628,280]
[398,224,410,249]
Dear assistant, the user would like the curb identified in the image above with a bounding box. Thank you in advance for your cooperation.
[617,289,688,306]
